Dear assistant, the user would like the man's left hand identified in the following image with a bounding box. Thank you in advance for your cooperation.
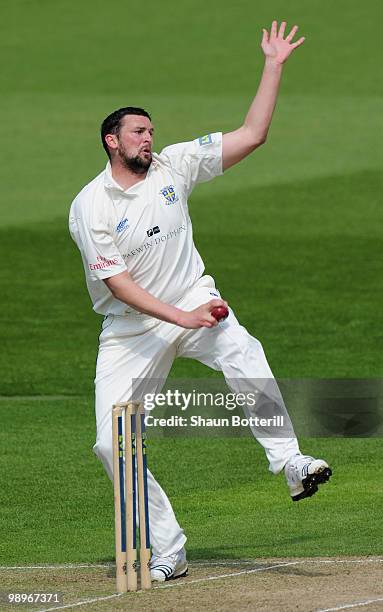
[261,20,305,65]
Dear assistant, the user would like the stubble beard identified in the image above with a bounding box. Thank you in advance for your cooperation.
[118,147,152,175]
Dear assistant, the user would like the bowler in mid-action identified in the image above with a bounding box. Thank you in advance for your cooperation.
[69,21,332,582]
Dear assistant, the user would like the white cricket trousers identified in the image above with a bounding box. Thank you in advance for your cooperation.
[93,276,300,557]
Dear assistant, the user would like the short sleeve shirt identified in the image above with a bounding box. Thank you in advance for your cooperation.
[69,132,223,315]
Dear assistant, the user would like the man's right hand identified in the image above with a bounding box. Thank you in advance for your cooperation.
[176,299,229,329]
[104,272,229,329]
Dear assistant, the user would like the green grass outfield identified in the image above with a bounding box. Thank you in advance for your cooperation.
[0,398,382,563]
[1,0,382,565]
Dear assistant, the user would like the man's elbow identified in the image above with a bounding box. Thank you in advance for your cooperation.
[108,286,119,300]
[247,136,267,154]
[242,125,267,149]
[253,136,267,148]
[103,278,125,303]
[252,127,269,147]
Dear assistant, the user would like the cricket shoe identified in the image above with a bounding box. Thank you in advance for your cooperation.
[150,547,188,582]
[285,454,332,501]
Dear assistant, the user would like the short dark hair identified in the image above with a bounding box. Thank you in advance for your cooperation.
[100,107,152,159]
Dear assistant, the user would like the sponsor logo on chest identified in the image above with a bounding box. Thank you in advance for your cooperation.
[122,224,187,260]
[147,226,160,237]
[116,218,129,233]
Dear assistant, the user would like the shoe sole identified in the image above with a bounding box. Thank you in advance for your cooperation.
[292,466,332,502]
[172,564,188,580]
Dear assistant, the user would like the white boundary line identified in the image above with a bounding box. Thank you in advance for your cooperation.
[317,598,383,611]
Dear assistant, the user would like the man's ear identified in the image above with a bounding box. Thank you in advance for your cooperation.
[105,133,119,152]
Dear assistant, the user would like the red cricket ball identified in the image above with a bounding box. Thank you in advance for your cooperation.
[211,305,229,322]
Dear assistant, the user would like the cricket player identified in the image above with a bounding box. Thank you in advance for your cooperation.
[69,21,332,582]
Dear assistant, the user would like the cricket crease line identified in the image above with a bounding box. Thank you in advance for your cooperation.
[316,597,383,612]
[156,560,306,589]
[309,559,383,565]
[192,558,383,567]
[1,558,382,572]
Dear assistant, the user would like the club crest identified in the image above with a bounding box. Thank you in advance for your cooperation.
[198,134,213,146]
[159,185,179,205]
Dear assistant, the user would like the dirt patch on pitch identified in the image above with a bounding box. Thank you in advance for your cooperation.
[0,558,382,611]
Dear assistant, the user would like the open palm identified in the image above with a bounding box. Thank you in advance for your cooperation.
[262,21,305,64]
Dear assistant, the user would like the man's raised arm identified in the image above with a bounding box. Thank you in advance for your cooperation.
[222,20,305,171]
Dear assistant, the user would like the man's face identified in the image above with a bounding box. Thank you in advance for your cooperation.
[108,114,154,174]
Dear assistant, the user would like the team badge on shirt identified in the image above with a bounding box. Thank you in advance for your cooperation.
[159,185,179,205]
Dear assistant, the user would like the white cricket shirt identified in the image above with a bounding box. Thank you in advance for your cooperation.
[69,132,223,317]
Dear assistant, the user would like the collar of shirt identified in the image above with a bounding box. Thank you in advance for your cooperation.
[103,158,159,197]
